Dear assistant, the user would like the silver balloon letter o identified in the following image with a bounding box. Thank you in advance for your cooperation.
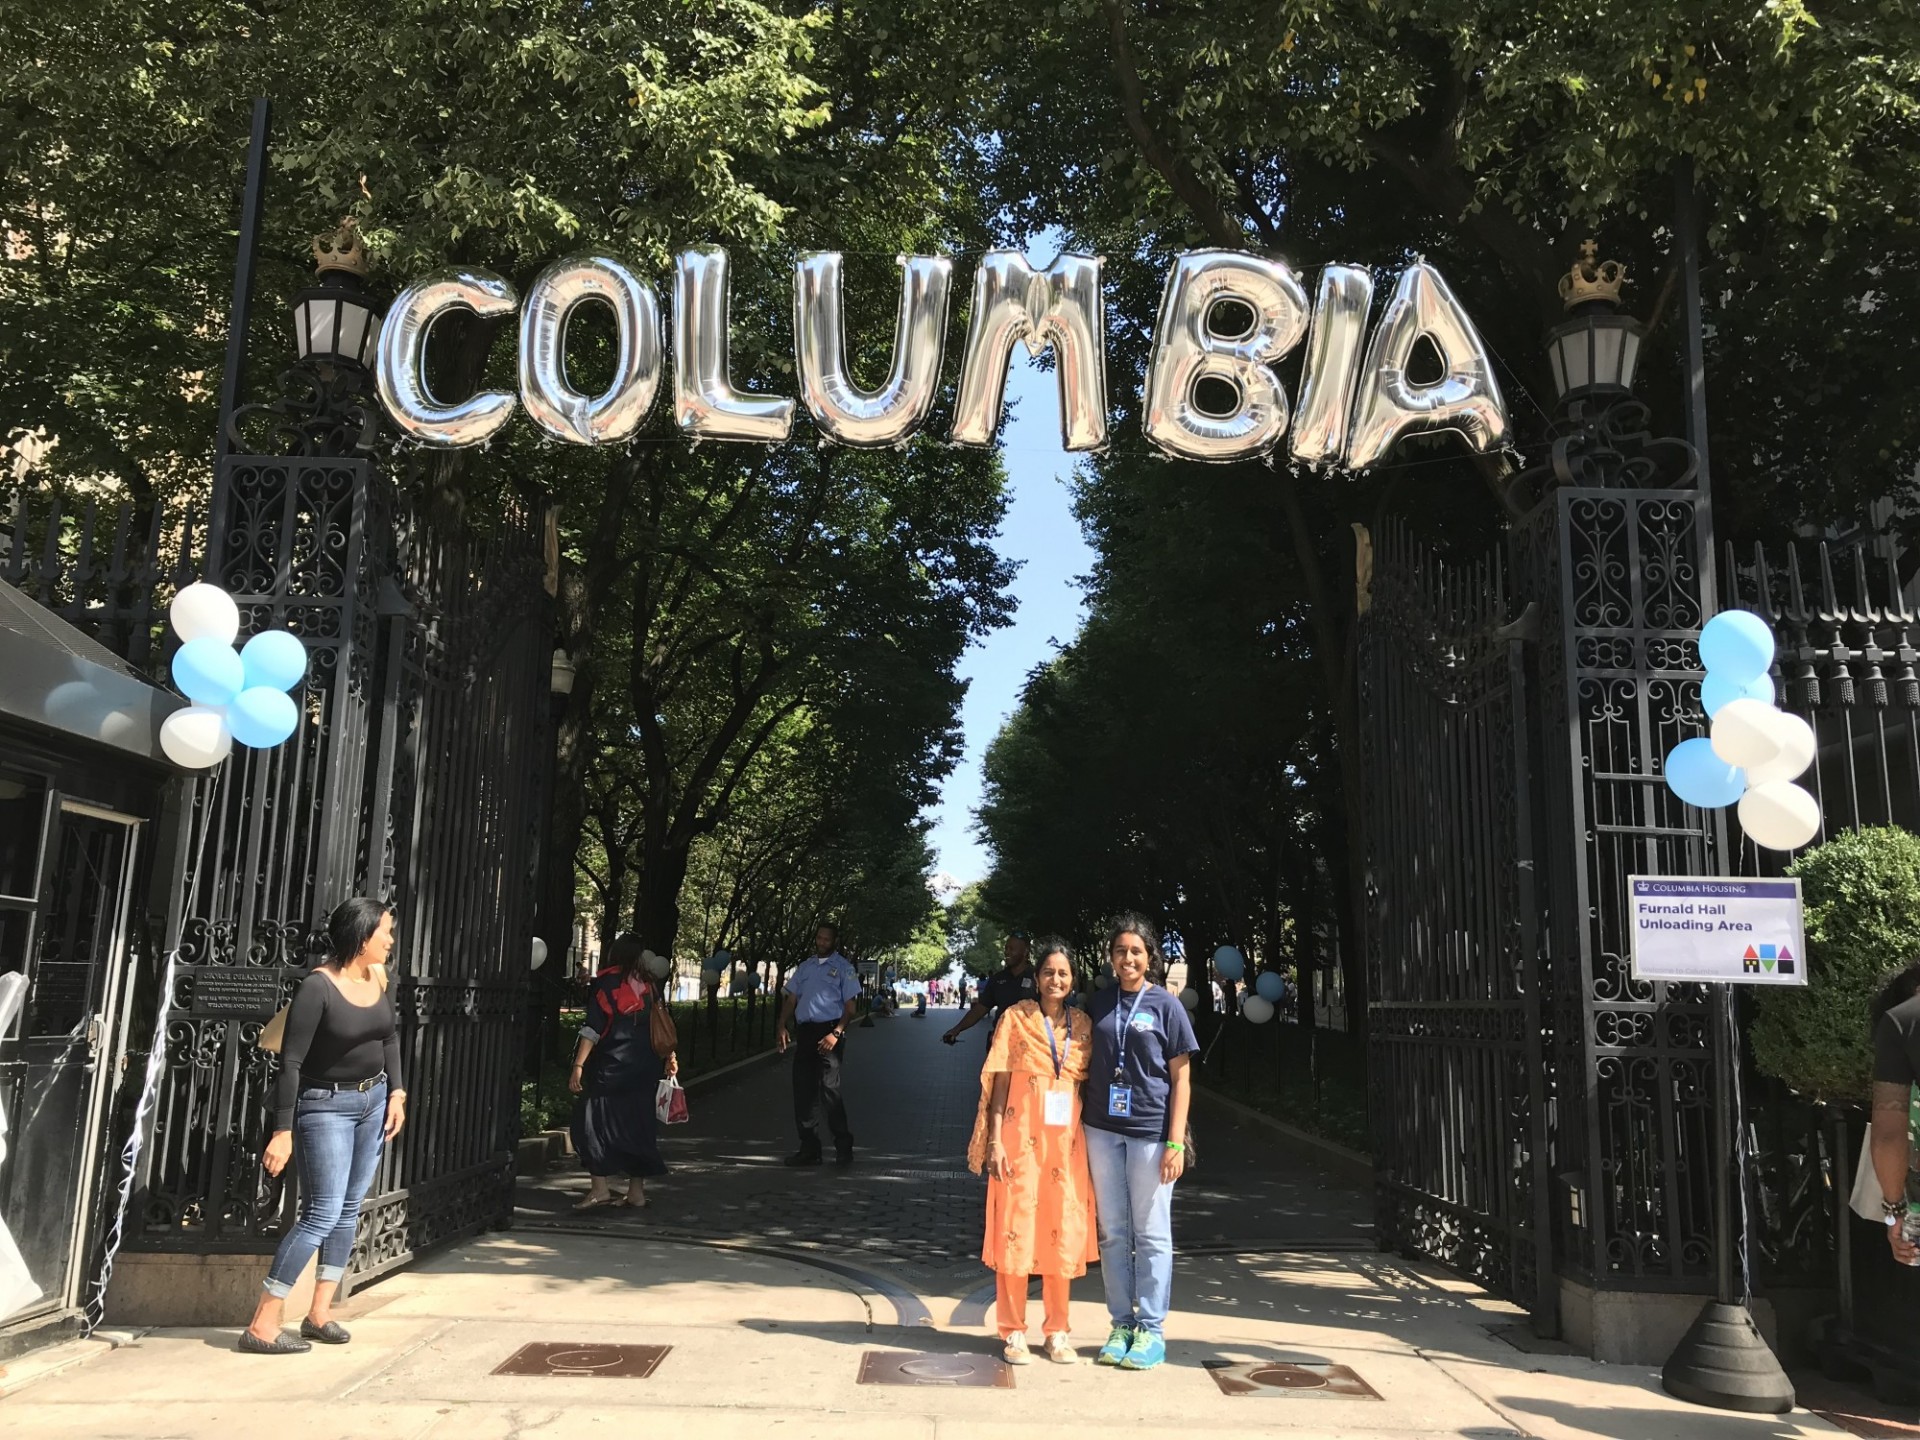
[375,268,519,448]
[518,254,663,446]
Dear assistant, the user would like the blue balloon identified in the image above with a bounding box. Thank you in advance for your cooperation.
[1664,737,1747,809]
[1212,945,1245,981]
[1255,970,1285,1003]
[240,630,308,692]
[1700,670,1774,718]
[171,636,245,706]
[228,686,299,749]
[1699,611,1775,685]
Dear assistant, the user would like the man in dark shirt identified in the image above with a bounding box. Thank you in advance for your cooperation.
[941,930,1033,1045]
[1870,979,1920,1265]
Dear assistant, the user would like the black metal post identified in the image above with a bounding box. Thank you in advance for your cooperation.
[212,99,270,475]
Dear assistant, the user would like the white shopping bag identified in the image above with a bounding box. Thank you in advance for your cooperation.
[655,1076,689,1126]
[1851,1122,1885,1222]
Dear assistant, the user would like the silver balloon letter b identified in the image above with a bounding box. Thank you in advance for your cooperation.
[950,252,1106,451]
[793,252,953,447]
[674,246,795,442]
[375,268,519,448]
[1345,261,1509,470]
[518,255,663,445]
[1289,265,1375,467]
[1142,250,1309,463]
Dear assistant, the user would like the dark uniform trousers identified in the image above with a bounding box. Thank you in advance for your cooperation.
[792,1019,853,1155]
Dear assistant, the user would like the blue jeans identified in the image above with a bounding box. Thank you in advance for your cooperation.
[1084,1126,1176,1334]
[263,1079,387,1297]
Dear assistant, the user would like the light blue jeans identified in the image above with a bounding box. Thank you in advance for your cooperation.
[263,1079,387,1296]
[1084,1125,1176,1334]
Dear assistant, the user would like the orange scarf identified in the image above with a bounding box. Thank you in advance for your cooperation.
[965,999,1093,1173]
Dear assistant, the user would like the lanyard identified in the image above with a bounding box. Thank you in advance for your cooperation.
[1112,984,1149,1078]
[1043,1011,1068,1080]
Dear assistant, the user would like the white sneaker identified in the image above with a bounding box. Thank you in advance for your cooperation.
[1042,1332,1076,1364]
[1002,1332,1033,1365]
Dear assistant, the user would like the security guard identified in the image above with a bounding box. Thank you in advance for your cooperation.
[942,929,1035,1045]
[777,922,862,1166]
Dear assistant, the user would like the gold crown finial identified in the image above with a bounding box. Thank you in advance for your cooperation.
[312,218,370,279]
[1559,239,1625,311]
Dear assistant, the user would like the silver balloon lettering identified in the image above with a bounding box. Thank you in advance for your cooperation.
[1289,265,1375,467]
[673,245,795,442]
[1141,250,1309,464]
[1345,261,1509,470]
[519,254,663,446]
[950,251,1107,452]
[374,268,519,449]
[793,252,954,448]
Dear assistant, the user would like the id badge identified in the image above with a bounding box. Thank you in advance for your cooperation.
[1044,1089,1073,1128]
[1107,1084,1133,1119]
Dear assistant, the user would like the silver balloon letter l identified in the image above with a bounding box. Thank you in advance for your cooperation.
[674,246,795,442]
[375,268,519,448]
[950,251,1107,452]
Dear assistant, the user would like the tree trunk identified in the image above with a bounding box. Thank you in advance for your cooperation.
[634,840,693,957]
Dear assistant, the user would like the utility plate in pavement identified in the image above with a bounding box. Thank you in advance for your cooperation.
[492,1342,671,1378]
[1203,1360,1382,1399]
[858,1350,1013,1388]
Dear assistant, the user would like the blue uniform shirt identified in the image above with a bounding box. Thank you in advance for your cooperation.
[786,951,862,1023]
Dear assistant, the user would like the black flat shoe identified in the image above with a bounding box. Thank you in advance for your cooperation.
[238,1329,312,1355]
[300,1319,351,1344]
[834,1149,854,1168]
[784,1150,823,1167]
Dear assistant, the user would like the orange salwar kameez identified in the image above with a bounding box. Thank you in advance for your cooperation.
[966,999,1098,1339]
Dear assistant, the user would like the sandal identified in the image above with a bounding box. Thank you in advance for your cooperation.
[572,1193,617,1212]
[619,1194,649,1209]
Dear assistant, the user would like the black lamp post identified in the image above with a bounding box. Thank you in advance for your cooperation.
[1546,241,1645,404]
[291,221,383,372]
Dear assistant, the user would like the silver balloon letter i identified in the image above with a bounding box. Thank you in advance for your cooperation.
[950,251,1107,452]
[1289,265,1375,467]
[375,268,520,448]
[793,253,954,447]
[673,246,796,442]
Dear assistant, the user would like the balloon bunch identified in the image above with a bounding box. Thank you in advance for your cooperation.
[1663,611,1821,851]
[158,583,308,770]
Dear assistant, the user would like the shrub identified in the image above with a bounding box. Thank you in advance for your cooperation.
[1751,826,1920,1103]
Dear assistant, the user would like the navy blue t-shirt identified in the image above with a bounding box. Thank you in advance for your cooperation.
[1081,983,1199,1140]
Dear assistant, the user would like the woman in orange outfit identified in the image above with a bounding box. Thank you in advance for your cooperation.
[966,938,1097,1364]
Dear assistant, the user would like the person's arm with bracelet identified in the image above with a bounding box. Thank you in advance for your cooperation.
[568,989,608,1094]
[264,981,326,1177]
[776,987,799,1054]
[944,992,992,1044]
[382,1015,407,1140]
[819,995,855,1053]
[1871,1077,1916,1264]
[1161,1053,1192,1183]
[983,1071,1013,1179]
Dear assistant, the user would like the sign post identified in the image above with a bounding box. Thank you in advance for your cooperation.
[1631,874,1798,1413]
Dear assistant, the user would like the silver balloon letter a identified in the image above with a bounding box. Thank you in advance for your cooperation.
[1142,250,1310,464]
[950,252,1106,452]
[1289,266,1375,467]
[519,254,663,445]
[793,252,954,447]
[1345,261,1509,470]
[674,246,795,442]
[375,268,519,448]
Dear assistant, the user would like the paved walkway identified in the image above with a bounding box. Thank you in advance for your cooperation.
[0,1006,1865,1438]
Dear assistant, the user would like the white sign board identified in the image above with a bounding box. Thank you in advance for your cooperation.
[1628,876,1807,986]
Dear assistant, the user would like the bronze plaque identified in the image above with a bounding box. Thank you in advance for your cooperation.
[1203,1360,1381,1399]
[491,1342,670,1378]
[189,967,285,1019]
[857,1350,1012,1388]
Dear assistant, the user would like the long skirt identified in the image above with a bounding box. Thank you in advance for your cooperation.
[572,1086,667,1178]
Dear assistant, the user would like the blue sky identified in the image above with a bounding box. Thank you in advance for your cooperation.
[926,355,1093,885]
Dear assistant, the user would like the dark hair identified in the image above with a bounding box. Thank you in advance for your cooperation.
[1872,958,1920,1027]
[815,921,840,941]
[605,933,646,980]
[1032,935,1074,971]
[326,898,392,967]
[1106,911,1166,982]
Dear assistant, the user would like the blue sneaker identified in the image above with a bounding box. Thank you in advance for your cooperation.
[1095,1322,1134,1366]
[1119,1329,1166,1370]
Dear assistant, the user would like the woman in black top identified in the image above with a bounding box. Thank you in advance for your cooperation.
[1870,959,1920,1265]
[241,899,407,1354]
[568,935,676,1209]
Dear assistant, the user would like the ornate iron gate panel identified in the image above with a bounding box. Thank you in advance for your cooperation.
[1360,524,1555,1325]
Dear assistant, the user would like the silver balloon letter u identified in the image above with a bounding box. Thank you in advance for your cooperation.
[950,251,1106,452]
[1345,261,1509,470]
[375,267,519,448]
[674,246,795,442]
[793,252,954,447]
[519,254,663,445]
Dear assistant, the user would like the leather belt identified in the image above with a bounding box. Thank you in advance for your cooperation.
[312,1072,386,1094]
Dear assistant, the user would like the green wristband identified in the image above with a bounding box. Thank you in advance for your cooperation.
[1165,1141,1185,1153]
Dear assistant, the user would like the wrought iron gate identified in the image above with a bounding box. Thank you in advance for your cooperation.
[1360,522,1556,1325]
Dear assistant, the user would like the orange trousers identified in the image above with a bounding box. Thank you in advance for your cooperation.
[995,1272,1072,1339]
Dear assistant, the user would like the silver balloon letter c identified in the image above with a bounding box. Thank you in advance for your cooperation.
[375,268,519,448]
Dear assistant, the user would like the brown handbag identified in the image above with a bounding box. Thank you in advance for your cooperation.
[648,989,678,1059]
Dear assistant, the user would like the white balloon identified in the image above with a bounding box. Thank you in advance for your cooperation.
[158,705,233,769]
[169,582,241,646]
[1178,986,1200,1012]
[1738,780,1822,852]
[1710,698,1785,770]
[1744,710,1816,786]
[531,937,549,971]
[643,950,673,979]
[1241,994,1276,1025]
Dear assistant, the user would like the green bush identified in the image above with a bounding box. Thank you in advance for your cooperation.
[1751,826,1920,1103]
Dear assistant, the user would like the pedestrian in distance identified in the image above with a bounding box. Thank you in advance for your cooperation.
[1082,912,1198,1371]
[777,922,861,1166]
[943,929,1035,1045]
[242,898,407,1354]
[1869,956,1920,1265]
[568,934,678,1211]
[967,938,1097,1366]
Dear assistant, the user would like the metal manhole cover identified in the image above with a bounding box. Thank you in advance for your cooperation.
[492,1342,671,1378]
[1203,1360,1381,1399]
[858,1350,1012,1388]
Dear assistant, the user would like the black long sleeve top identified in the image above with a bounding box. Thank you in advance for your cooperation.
[273,970,403,1130]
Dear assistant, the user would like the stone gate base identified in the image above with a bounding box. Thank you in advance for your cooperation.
[103,1252,316,1329]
